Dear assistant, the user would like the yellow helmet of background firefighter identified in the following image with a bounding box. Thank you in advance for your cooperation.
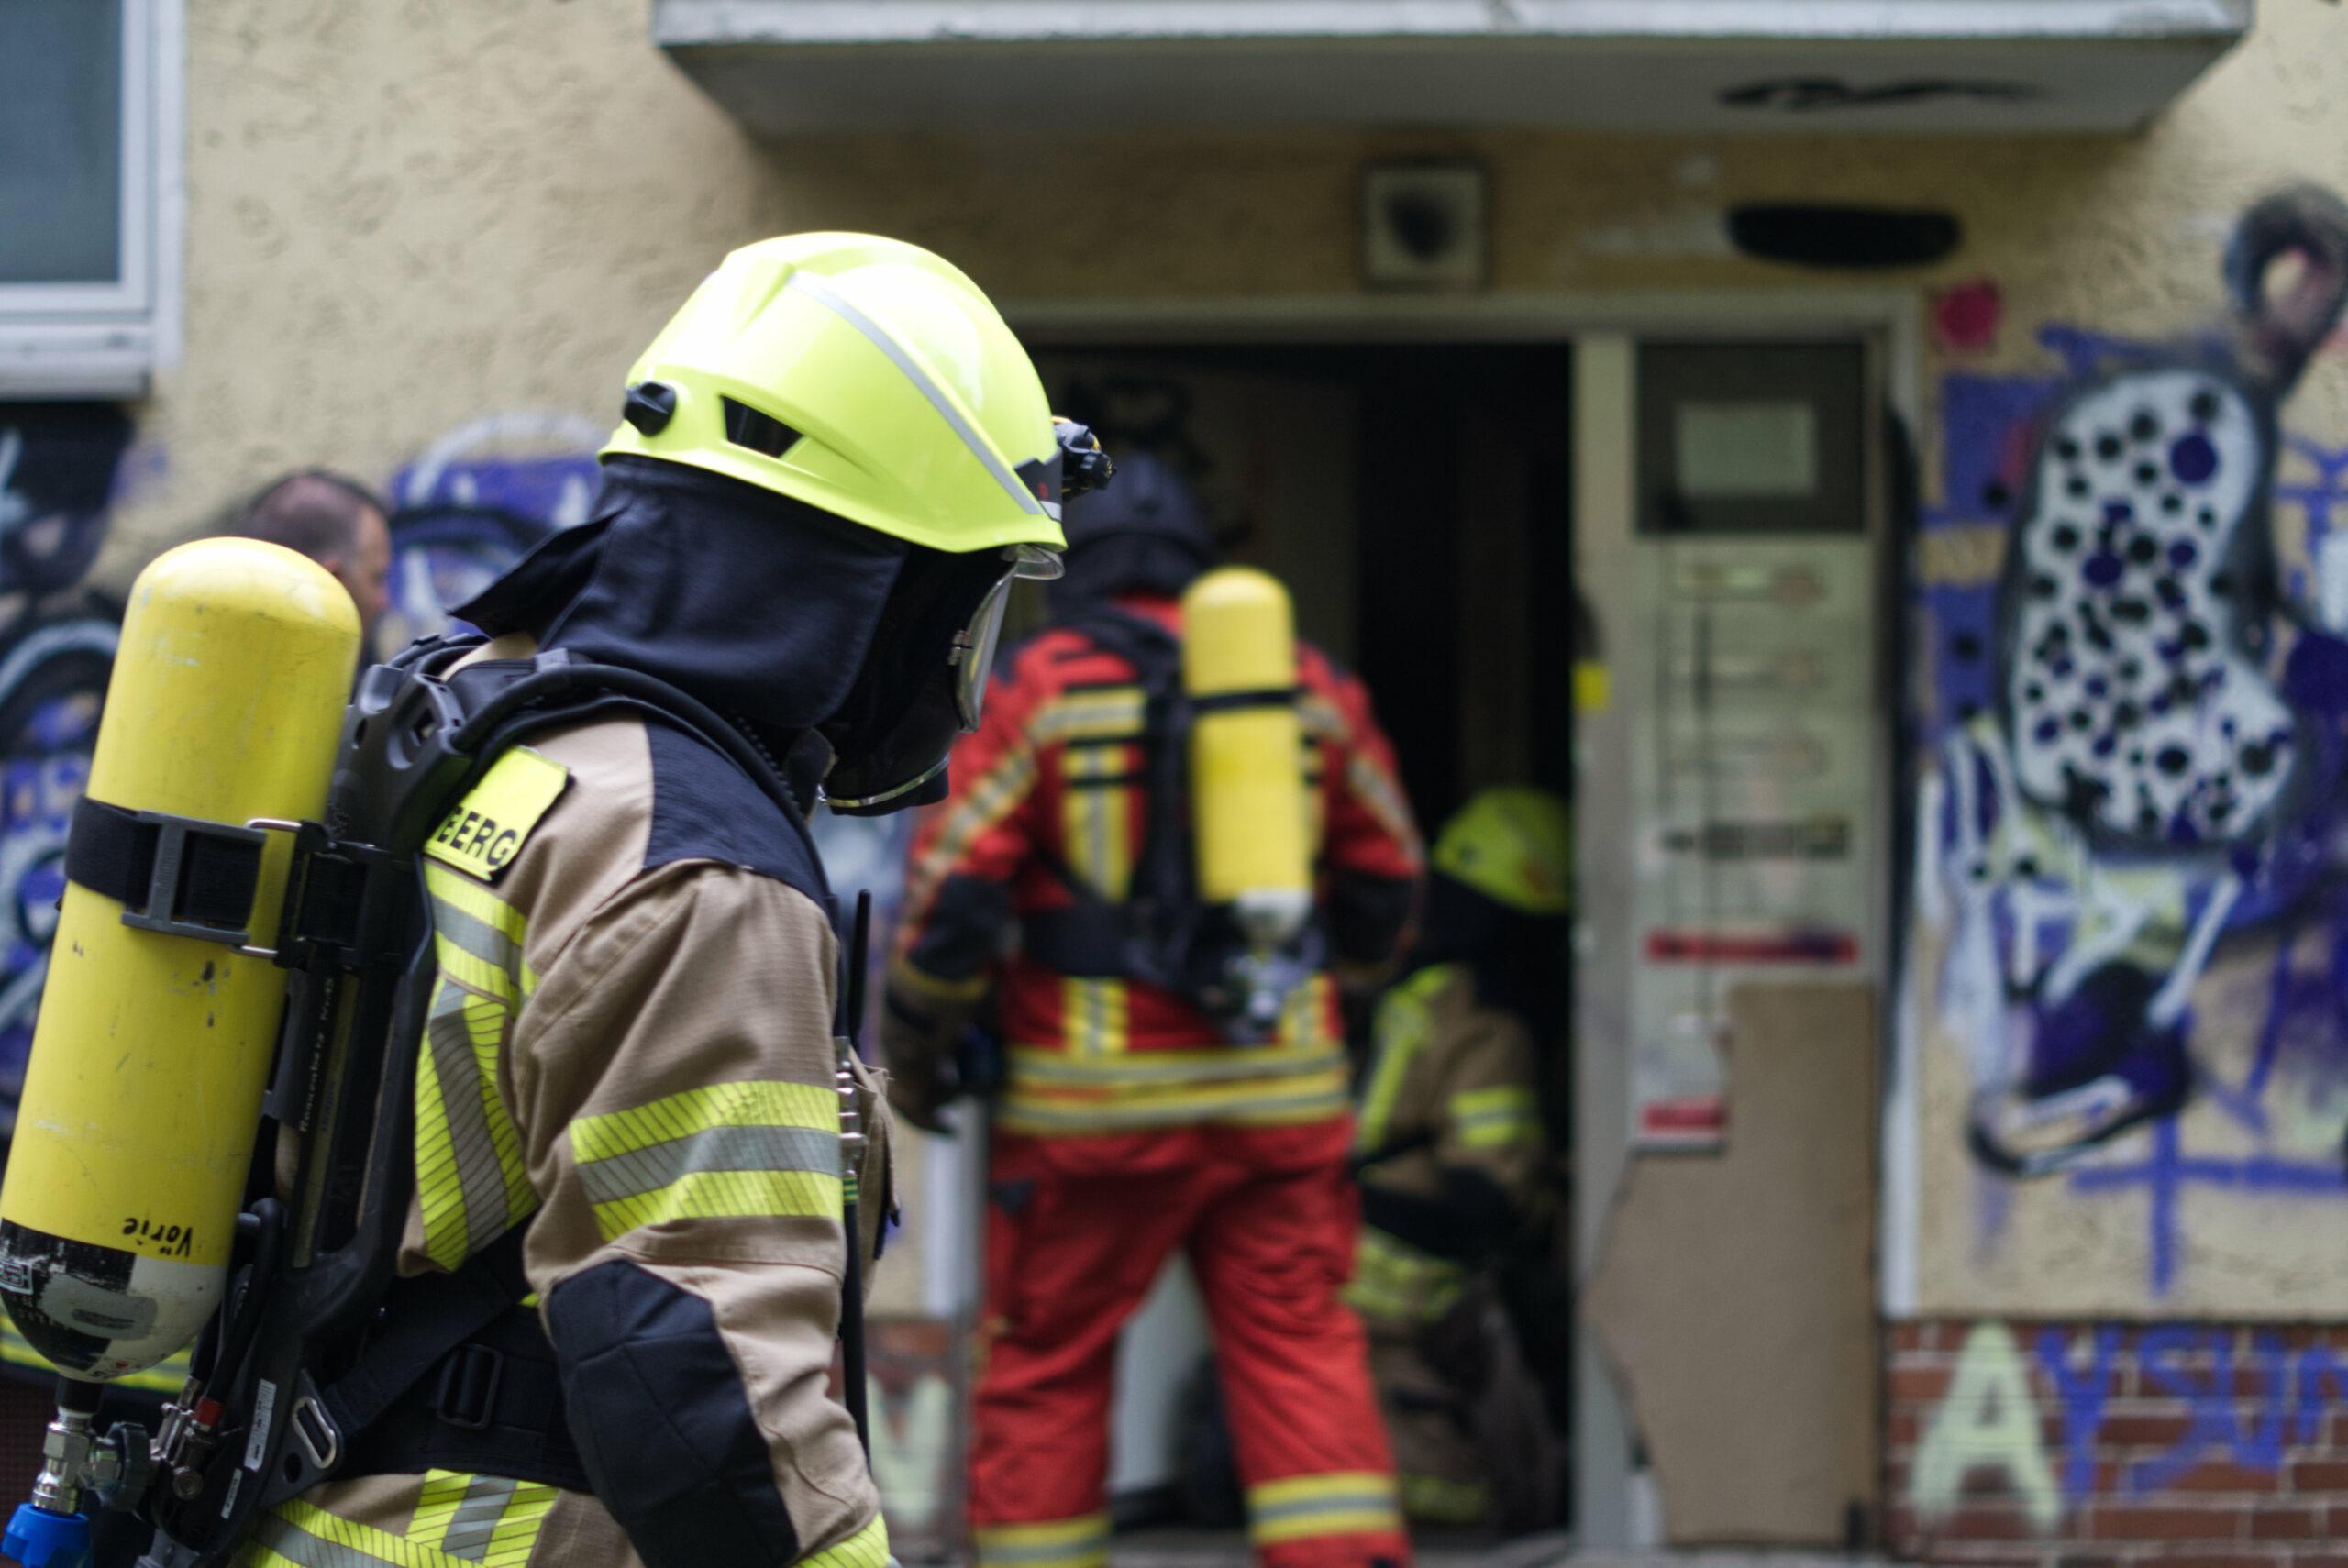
[602,233,1068,557]
[1433,787,1572,917]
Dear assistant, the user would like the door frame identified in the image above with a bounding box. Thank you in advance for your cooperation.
[1006,288,1927,1550]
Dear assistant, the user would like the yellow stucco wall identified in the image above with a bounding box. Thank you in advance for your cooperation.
[118,0,2346,575]
[92,1,2348,1320]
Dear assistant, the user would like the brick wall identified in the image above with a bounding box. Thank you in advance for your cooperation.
[1888,1321,2348,1568]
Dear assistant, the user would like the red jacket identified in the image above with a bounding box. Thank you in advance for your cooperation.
[890,594,1423,1152]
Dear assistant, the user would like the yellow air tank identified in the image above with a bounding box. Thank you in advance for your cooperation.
[0,539,359,1381]
[1181,567,1312,951]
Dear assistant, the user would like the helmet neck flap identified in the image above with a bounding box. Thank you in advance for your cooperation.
[455,458,1001,813]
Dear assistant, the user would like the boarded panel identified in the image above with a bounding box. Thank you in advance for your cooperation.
[1585,982,1879,1545]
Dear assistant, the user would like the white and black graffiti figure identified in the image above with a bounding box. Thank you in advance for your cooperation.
[1968,184,2348,1174]
[2002,370,2288,845]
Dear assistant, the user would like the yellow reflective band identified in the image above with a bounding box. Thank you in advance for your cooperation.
[1008,1040,1341,1088]
[803,1515,892,1568]
[997,1062,1349,1135]
[1574,659,1611,715]
[586,1169,842,1239]
[479,1480,556,1567]
[1400,1472,1492,1525]
[1456,1118,1539,1153]
[424,746,569,883]
[1060,977,1129,1059]
[1344,749,1418,864]
[1219,1079,1352,1128]
[1062,744,1135,900]
[1451,1085,1542,1151]
[904,741,1037,928]
[1355,965,1455,1153]
[406,1468,557,1567]
[570,1079,837,1161]
[415,980,537,1273]
[243,1499,450,1568]
[410,1459,470,1533]
[425,863,538,1001]
[975,1513,1111,1568]
[1245,1472,1401,1548]
[1276,972,1330,1047]
[1346,1229,1465,1324]
[1454,1086,1536,1117]
[571,1080,844,1242]
[1037,688,1144,742]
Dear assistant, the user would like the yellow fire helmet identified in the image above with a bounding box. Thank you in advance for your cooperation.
[603,232,1069,557]
[1433,786,1573,917]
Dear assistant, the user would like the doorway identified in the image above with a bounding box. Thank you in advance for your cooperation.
[903,300,1913,1558]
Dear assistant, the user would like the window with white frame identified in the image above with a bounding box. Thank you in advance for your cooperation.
[0,0,182,398]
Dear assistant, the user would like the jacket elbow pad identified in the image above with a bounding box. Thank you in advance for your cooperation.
[547,1259,802,1568]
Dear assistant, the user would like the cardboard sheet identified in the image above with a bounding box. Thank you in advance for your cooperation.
[1585,981,1879,1545]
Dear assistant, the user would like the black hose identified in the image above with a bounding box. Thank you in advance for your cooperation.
[841,1199,869,1457]
[204,1199,284,1402]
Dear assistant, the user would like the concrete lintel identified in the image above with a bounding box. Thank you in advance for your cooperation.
[655,0,2249,50]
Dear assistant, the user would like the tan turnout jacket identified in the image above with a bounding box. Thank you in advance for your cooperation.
[238,635,890,1568]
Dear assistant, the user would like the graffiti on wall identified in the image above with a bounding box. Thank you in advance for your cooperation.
[0,404,131,1131]
[378,412,602,653]
[1911,1320,2348,1530]
[1913,186,2348,1303]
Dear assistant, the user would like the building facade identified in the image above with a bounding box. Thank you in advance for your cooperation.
[6,1,2348,1562]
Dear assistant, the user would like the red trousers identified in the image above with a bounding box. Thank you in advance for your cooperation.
[969,1126,1410,1568]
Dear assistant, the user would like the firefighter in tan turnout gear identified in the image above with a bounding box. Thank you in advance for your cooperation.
[203,236,1082,1568]
[1348,788,1571,1532]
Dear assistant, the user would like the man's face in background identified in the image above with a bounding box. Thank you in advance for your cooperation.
[337,502,393,635]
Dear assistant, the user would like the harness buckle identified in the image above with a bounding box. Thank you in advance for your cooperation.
[432,1343,504,1431]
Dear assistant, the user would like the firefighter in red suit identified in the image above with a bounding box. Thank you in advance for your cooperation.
[882,453,1424,1568]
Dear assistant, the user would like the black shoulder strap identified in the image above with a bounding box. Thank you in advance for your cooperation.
[1074,610,1194,918]
[1022,607,1182,914]
[1016,610,1202,990]
[315,1226,529,1443]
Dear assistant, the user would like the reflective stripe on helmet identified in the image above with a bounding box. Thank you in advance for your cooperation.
[784,268,1047,519]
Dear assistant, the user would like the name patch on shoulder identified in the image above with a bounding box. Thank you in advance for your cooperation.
[424,747,570,881]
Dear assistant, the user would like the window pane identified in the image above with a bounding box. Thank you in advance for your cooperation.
[0,0,124,285]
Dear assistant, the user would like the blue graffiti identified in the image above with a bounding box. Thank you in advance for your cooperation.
[0,404,132,1133]
[1926,298,2348,1291]
[377,504,558,654]
[389,412,603,530]
[0,690,100,1108]
[377,413,603,654]
[2033,1326,2348,1502]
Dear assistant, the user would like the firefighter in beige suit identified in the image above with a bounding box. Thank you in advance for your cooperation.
[231,235,1087,1568]
[1346,789,1570,1531]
